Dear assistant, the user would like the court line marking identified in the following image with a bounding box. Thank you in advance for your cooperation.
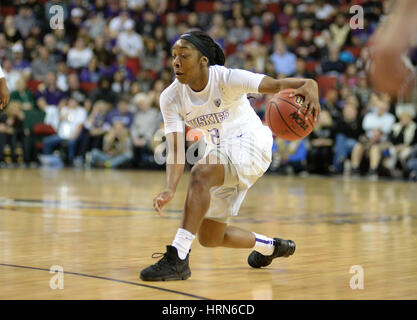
[0,263,211,300]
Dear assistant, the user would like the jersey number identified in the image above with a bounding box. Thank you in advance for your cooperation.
[208,128,220,145]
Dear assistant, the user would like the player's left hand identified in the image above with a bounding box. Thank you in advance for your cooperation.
[289,79,320,122]
[0,79,10,110]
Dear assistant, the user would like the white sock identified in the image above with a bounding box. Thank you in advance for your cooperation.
[252,232,276,256]
[172,228,195,260]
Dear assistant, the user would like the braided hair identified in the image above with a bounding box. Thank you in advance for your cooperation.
[180,30,226,66]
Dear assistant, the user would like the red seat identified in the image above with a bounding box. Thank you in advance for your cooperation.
[305,61,319,73]
[316,75,338,97]
[344,46,362,58]
[80,82,98,93]
[0,6,16,16]
[194,1,214,12]
[26,79,42,94]
[125,57,141,77]
[266,3,280,15]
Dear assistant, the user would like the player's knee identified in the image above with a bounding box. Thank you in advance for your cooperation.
[198,233,222,247]
[190,165,213,189]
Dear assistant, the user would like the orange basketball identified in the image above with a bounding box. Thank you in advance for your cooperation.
[265,88,317,141]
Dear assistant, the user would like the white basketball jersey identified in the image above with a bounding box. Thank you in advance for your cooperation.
[160,65,267,146]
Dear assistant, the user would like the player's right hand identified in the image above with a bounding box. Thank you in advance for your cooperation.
[153,189,175,216]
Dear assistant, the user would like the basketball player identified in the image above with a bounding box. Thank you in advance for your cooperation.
[369,0,417,99]
[0,64,10,110]
[140,31,320,281]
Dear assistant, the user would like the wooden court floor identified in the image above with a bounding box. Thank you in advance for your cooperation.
[0,168,416,300]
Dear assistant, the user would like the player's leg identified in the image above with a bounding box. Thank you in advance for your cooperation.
[140,156,225,281]
[198,218,295,268]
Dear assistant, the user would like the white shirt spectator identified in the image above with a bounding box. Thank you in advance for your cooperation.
[58,105,87,140]
[362,110,396,141]
[117,28,144,57]
[67,46,93,69]
[44,105,60,131]
[109,15,135,35]
[3,67,21,92]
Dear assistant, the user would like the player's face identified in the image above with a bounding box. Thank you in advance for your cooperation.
[171,40,203,84]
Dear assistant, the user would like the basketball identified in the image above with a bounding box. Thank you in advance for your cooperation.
[265,88,317,141]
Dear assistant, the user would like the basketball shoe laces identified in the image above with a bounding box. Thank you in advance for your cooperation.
[150,252,173,270]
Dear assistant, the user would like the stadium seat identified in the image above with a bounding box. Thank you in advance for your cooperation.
[305,61,319,73]
[26,79,42,94]
[194,1,214,12]
[0,6,16,16]
[125,57,141,77]
[80,82,98,93]
[316,75,338,97]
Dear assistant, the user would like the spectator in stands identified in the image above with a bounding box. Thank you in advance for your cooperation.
[14,5,37,39]
[2,59,21,93]
[116,20,144,58]
[228,17,251,45]
[109,10,135,39]
[79,55,106,83]
[90,76,118,106]
[11,43,31,78]
[307,110,335,175]
[93,36,113,67]
[103,98,134,132]
[164,12,179,44]
[44,34,65,63]
[332,102,363,174]
[140,38,164,74]
[22,98,46,166]
[269,37,297,76]
[329,12,350,49]
[407,146,417,181]
[321,44,345,75]
[36,72,67,106]
[9,78,36,109]
[277,3,295,33]
[295,27,319,61]
[107,54,135,83]
[270,138,308,175]
[350,94,396,179]
[67,38,93,70]
[321,88,341,119]
[137,10,159,38]
[0,101,24,166]
[340,63,359,88]
[41,97,87,166]
[130,93,162,168]
[386,106,417,174]
[90,121,133,168]
[111,69,131,96]
[79,100,110,165]
[67,73,89,108]
[31,45,57,81]
[53,28,71,57]
[65,7,85,44]
[3,15,22,43]
[354,75,372,111]
[84,11,107,39]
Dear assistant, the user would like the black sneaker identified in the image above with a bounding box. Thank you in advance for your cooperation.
[140,245,191,281]
[248,238,296,268]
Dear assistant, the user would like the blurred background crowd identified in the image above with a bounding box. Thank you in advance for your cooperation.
[0,0,416,181]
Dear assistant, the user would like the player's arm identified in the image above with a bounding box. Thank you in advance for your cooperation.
[369,0,417,97]
[153,131,185,215]
[0,64,10,110]
[258,76,320,121]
